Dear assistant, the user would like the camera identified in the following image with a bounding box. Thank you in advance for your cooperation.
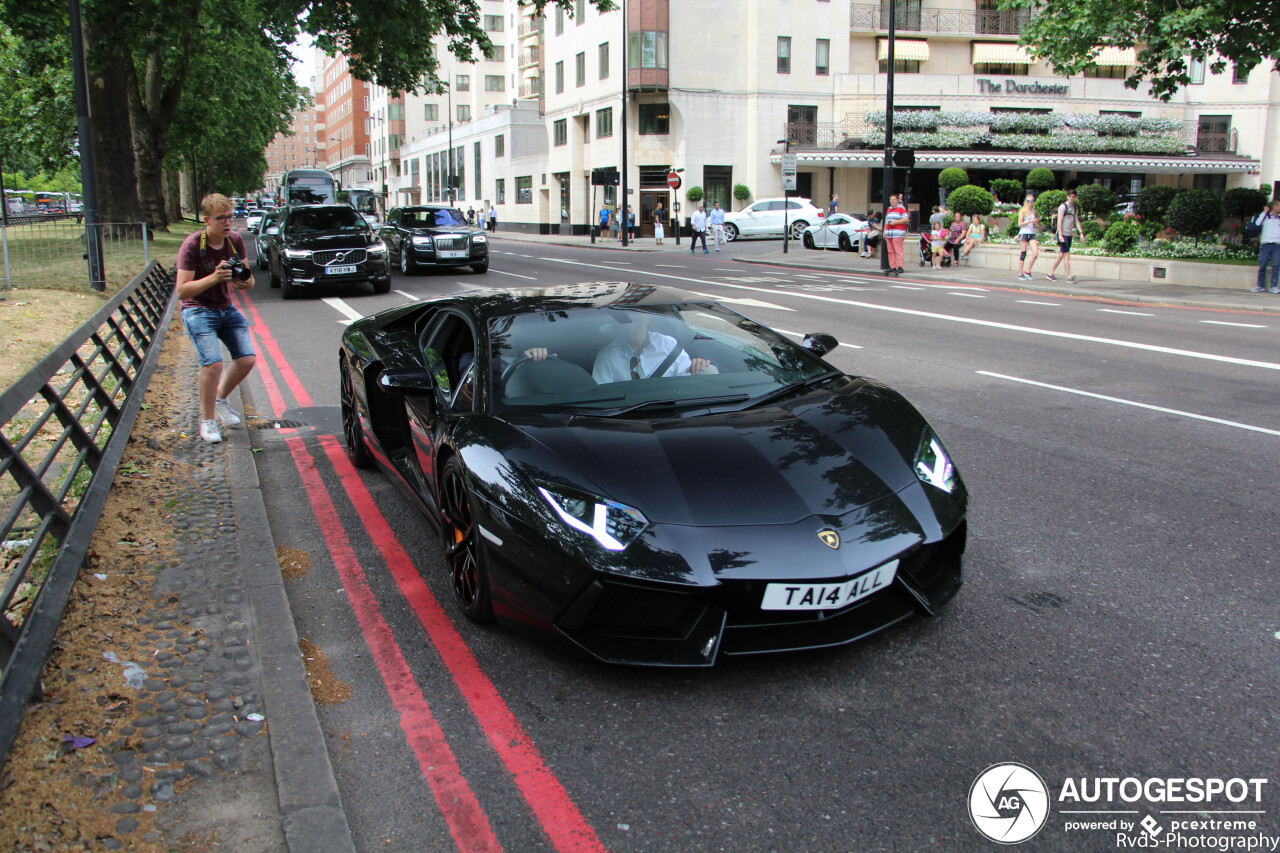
[224,255,252,282]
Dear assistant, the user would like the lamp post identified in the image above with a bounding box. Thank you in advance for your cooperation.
[879,0,898,272]
[777,138,793,253]
[619,0,629,247]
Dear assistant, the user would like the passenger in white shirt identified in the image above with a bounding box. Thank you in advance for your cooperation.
[592,314,713,383]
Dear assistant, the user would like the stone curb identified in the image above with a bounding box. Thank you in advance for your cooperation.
[225,390,356,853]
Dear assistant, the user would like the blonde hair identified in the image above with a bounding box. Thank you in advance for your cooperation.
[200,193,233,217]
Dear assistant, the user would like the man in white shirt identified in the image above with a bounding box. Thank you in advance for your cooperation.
[592,314,712,383]
[690,205,709,254]
[709,201,727,251]
[1252,198,1280,293]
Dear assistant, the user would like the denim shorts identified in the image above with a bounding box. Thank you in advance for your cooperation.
[181,306,254,366]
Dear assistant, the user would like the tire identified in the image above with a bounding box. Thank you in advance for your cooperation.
[471,260,489,274]
[439,456,494,623]
[802,233,815,249]
[372,278,391,294]
[790,220,809,241]
[838,233,852,252]
[400,243,416,275]
[281,275,299,300]
[269,268,280,288]
[339,355,372,468]
[257,250,268,270]
[723,223,738,242]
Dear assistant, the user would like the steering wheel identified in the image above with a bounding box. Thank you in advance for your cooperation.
[501,353,564,385]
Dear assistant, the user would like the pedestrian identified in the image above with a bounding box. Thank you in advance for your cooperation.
[1251,197,1280,293]
[653,202,666,244]
[709,201,727,251]
[1016,194,1040,281]
[175,193,256,444]
[598,203,611,241]
[861,212,882,258]
[467,206,475,225]
[884,194,909,273]
[945,212,967,265]
[627,204,637,240]
[611,206,621,241]
[930,220,947,269]
[1045,187,1086,283]
[828,194,839,217]
[487,203,497,233]
[690,204,709,254]
[960,214,986,260]
[929,204,945,232]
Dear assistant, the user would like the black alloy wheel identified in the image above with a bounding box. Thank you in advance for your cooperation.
[339,356,371,468]
[838,232,852,252]
[400,243,416,275]
[440,457,494,623]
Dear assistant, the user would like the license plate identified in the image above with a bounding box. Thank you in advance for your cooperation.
[326,264,357,275]
[438,249,467,260]
[761,560,898,611]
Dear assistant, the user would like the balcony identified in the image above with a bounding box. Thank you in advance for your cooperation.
[851,3,1031,35]
[519,46,540,69]
[519,18,543,38]
[1195,127,1238,154]
[519,77,542,99]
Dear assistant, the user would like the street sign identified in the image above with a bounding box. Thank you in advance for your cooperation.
[781,153,798,192]
[667,171,682,190]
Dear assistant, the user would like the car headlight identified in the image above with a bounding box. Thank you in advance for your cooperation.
[535,482,648,551]
[367,242,387,255]
[472,233,488,244]
[914,431,957,494]
[284,247,312,260]
[411,235,434,247]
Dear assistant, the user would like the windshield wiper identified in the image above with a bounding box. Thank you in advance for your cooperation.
[597,393,750,418]
[744,372,839,410]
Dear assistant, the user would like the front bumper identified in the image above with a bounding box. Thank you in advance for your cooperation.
[286,259,390,286]
[409,242,488,267]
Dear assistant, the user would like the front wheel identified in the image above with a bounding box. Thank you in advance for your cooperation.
[723,224,738,242]
[400,245,416,275]
[281,275,298,300]
[371,278,391,294]
[790,220,809,241]
[439,457,494,623]
[339,355,371,468]
[471,260,489,274]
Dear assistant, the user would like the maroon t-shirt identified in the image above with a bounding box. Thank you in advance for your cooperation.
[177,229,247,310]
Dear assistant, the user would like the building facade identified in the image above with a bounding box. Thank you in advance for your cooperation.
[316,0,1274,231]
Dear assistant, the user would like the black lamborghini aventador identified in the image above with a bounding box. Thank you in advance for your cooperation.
[338,283,967,666]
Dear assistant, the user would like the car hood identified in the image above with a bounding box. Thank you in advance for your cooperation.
[505,382,924,527]
[287,232,376,250]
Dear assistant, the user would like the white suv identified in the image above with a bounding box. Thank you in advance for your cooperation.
[722,197,825,241]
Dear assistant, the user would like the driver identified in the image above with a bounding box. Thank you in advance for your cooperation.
[591,313,712,384]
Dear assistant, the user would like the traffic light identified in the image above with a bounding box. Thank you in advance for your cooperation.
[892,148,916,169]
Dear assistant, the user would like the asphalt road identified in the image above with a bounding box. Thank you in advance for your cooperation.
[239,234,1280,852]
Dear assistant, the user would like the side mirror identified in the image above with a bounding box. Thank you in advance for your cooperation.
[801,333,839,356]
[378,368,437,394]
[266,226,279,236]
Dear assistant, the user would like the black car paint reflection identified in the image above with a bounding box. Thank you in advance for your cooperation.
[338,284,967,666]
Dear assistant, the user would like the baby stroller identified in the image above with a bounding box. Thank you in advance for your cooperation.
[919,232,951,267]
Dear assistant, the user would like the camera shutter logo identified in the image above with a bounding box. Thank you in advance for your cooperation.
[968,763,1050,844]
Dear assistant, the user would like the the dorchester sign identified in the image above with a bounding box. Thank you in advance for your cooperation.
[978,78,1069,95]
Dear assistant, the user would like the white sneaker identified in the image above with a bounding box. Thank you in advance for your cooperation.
[214,399,242,427]
[200,419,222,443]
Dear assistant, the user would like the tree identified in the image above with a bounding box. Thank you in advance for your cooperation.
[1134,185,1178,224]
[938,168,969,192]
[1074,184,1118,220]
[945,185,995,217]
[989,178,1024,203]
[1103,220,1140,254]
[0,20,77,173]
[686,186,704,203]
[1000,0,1278,101]
[733,184,751,205]
[1025,168,1056,192]
[1167,188,1223,243]
[1221,186,1269,221]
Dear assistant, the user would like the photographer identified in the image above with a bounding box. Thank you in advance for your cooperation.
[176,193,257,443]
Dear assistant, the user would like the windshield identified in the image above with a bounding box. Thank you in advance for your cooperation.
[404,207,468,228]
[288,208,364,233]
[491,303,835,414]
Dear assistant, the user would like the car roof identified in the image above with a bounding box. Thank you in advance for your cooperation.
[391,283,712,324]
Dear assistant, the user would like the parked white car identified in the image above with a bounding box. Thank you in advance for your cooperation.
[801,213,869,251]
[722,197,825,242]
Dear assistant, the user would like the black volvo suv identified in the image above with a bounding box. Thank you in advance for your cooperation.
[267,204,391,299]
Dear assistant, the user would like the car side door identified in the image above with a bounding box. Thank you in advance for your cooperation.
[379,209,400,260]
[736,201,765,236]
[405,311,479,511]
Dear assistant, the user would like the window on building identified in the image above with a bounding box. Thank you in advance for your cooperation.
[639,103,669,135]
[1189,57,1206,84]
[1194,174,1227,192]
[554,118,568,146]
[495,134,505,157]
[816,39,830,75]
[516,176,533,204]
[555,7,564,35]
[1233,63,1250,84]
[1196,115,1232,152]
[496,178,505,204]
[576,0,585,23]
[389,103,404,120]
[485,75,505,92]
[457,105,471,122]
[474,141,482,199]
[596,107,613,138]
[973,62,1027,75]
[879,59,922,73]
[576,52,586,87]
[628,31,668,69]
[484,14,503,31]
[880,0,922,30]
[556,61,565,93]
[456,74,470,92]
[599,42,609,80]
[1083,65,1128,79]
[484,44,502,61]
[786,104,818,145]
[425,103,438,121]
[777,37,791,74]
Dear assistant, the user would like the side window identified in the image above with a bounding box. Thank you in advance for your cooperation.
[766,201,786,212]
[749,202,767,214]
[422,313,477,413]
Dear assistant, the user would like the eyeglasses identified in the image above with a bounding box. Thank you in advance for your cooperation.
[209,214,234,223]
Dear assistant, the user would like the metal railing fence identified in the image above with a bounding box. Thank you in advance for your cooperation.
[0,260,175,770]
[1,221,150,290]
